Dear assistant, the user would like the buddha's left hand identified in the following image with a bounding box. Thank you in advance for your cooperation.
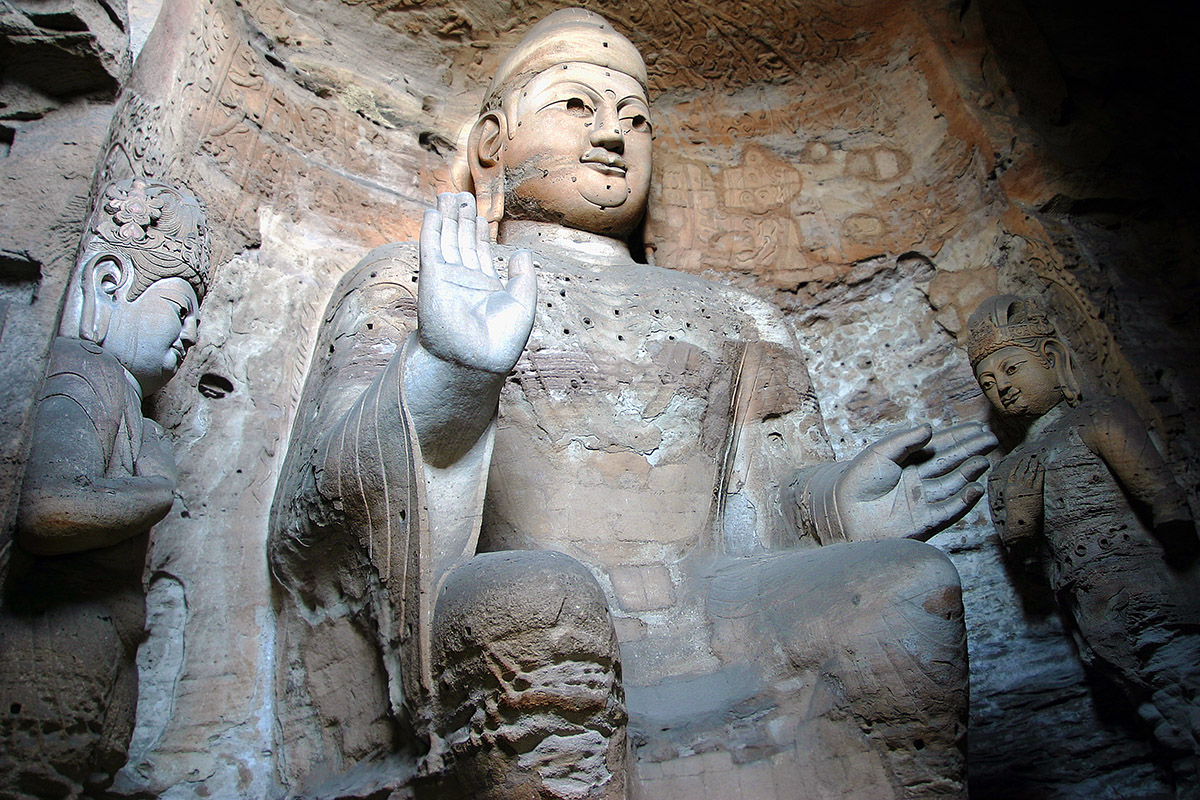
[802,422,996,543]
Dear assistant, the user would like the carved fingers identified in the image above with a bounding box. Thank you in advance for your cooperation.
[923,455,989,504]
[417,192,537,375]
[1000,452,1044,547]
[422,193,493,283]
[910,422,996,538]
[917,422,997,479]
[504,248,537,319]
[832,422,996,543]
[1006,453,1044,493]
[867,423,934,465]
[909,479,986,541]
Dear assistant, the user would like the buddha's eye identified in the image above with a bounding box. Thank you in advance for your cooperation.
[564,97,593,117]
[1005,364,1019,375]
[167,298,189,322]
[980,379,994,390]
[623,113,651,133]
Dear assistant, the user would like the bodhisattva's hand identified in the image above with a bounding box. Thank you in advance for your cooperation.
[418,192,536,375]
[835,422,997,542]
[1000,453,1044,549]
[136,419,181,485]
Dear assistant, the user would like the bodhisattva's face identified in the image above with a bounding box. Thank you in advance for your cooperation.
[103,275,200,396]
[501,62,652,238]
[975,345,1062,419]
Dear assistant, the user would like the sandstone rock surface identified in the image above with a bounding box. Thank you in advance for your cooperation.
[0,1,1196,798]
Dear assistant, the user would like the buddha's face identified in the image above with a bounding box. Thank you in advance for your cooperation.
[975,345,1062,419]
[500,61,652,238]
[102,274,200,396]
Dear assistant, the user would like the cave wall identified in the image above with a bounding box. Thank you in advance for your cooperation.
[1,1,1196,797]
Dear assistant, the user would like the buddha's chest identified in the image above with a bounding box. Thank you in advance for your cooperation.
[483,264,758,561]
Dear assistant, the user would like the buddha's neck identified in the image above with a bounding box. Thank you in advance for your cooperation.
[499,220,635,266]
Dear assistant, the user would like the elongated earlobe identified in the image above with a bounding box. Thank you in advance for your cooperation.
[468,112,506,229]
[1044,339,1082,407]
[80,256,124,344]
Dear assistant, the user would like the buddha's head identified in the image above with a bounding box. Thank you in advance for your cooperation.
[459,8,652,241]
[968,294,1080,421]
[68,178,210,396]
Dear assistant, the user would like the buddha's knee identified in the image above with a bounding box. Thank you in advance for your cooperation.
[840,539,965,681]
[870,538,964,626]
[756,539,965,697]
[434,549,620,676]
[430,550,626,800]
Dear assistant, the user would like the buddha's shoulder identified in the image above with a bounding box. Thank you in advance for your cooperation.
[337,241,421,290]
[45,336,129,395]
[562,259,792,344]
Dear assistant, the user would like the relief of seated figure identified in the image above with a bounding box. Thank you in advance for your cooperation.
[0,179,208,799]
[969,294,1200,796]
[268,10,997,798]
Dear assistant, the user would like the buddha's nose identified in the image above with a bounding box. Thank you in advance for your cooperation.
[590,104,624,153]
[181,316,198,348]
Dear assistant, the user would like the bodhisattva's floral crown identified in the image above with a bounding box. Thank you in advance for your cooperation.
[80,178,210,302]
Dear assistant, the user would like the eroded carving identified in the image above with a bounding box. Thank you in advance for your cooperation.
[0,179,209,799]
[970,294,1200,791]
[270,10,994,798]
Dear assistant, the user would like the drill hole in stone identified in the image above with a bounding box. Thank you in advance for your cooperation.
[198,373,235,399]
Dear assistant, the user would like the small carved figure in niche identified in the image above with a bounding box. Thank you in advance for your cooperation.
[270,10,996,799]
[0,179,209,799]
[969,294,1200,792]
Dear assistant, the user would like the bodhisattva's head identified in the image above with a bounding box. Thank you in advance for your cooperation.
[968,294,1081,420]
[67,178,210,397]
[461,8,652,241]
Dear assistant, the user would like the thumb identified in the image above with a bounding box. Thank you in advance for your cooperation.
[867,424,933,465]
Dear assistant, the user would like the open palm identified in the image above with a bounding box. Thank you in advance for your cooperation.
[418,192,536,375]
[837,422,996,541]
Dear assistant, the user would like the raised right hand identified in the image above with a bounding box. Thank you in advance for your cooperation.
[418,192,536,375]
[1000,452,1044,548]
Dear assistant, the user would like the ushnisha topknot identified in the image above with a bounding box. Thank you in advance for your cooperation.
[480,8,647,114]
[81,178,211,302]
[967,294,1056,367]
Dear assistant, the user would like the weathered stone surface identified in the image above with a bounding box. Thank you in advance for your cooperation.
[1,0,127,557]
[0,0,128,99]
[0,1,1197,798]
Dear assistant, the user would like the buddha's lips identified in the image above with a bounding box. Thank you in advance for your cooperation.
[581,150,627,174]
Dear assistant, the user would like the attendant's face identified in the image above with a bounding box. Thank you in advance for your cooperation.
[975,345,1062,419]
[500,62,652,238]
[102,274,200,396]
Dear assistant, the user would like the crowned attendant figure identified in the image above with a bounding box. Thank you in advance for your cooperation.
[970,294,1200,796]
[0,179,208,798]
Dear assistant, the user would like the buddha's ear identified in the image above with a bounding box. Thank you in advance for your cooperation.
[79,255,124,344]
[468,111,506,232]
[1043,338,1082,407]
